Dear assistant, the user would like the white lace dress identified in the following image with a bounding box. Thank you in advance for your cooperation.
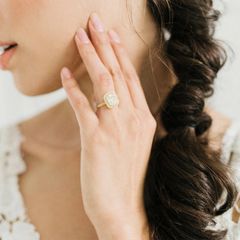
[0,121,240,240]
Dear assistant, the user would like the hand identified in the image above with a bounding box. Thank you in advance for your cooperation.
[60,12,156,238]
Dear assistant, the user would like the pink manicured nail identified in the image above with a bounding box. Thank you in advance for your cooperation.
[76,28,90,43]
[108,30,121,43]
[61,67,72,79]
[90,13,104,32]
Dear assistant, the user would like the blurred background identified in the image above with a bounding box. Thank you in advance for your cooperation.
[0,0,240,127]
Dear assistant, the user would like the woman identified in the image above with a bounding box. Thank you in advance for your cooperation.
[0,0,239,239]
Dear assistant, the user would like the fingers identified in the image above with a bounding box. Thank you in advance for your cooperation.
[86,13,133,108]
[74,27,116,107]
[61,67,98,134]
[108,30,150,112]
[61,11,152,133]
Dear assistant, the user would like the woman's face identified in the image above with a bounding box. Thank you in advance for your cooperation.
[0,0,155,96]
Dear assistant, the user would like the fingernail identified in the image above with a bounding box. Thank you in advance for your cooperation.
[108,30,121,43]
[90,12,104,32]
[61,67,72,79]
[76,28,90,43]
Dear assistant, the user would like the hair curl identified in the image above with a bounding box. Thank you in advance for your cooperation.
[142,1,238,239]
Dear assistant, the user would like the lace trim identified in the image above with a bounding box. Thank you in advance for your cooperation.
[208,119,240,239]
[212,208,240,240]
[221,119,240,204]
[1,120,240,239]
[0,124,40,240]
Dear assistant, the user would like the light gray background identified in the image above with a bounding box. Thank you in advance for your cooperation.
[0,0,240,127]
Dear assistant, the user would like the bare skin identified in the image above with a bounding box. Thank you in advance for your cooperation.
[17,100,236,240]
[17,51,175,240]
[16,32,236,237]
[1,1,238,238]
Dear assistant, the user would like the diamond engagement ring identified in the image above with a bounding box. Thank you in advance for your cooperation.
[96,91,120,109]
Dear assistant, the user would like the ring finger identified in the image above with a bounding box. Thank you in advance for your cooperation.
[75,28,116,112]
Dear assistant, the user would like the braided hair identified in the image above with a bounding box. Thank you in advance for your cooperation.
[142,1,238,239]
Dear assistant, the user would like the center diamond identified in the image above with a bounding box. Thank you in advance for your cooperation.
[104,91,119,108]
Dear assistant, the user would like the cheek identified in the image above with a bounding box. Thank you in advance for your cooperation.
[13,40,82,96]
[11,0,88,95]
[15,0,83,47]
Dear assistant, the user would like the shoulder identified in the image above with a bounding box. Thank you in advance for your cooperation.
[205,106,240,169]
[205,107,240,152]
[205,108,240,233]
[205,107,240,186]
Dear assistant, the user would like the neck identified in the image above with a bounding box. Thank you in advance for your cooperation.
[18,99,81,150]
[18,20,177,152]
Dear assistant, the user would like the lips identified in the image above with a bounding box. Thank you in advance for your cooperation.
[0,41,18,69]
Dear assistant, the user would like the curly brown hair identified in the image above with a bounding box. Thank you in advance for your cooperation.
[140,0,238,239]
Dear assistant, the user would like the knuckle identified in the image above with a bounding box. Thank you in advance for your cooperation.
[148,117,157,131]
[109,67,123,80]
[125,70,139,83]
[142,116,157,135]
[138,111,157,132]
[65,79,78,90]
[75,97,88,108]
[96,71,112,86]
[116,43,125,54]
[129,114,141,133]
[82,46,95,57]
[94,34,109,47]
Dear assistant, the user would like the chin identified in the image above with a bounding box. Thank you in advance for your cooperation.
[11,51,85,97]
[14,84,62,97]
[12,72,64,97]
